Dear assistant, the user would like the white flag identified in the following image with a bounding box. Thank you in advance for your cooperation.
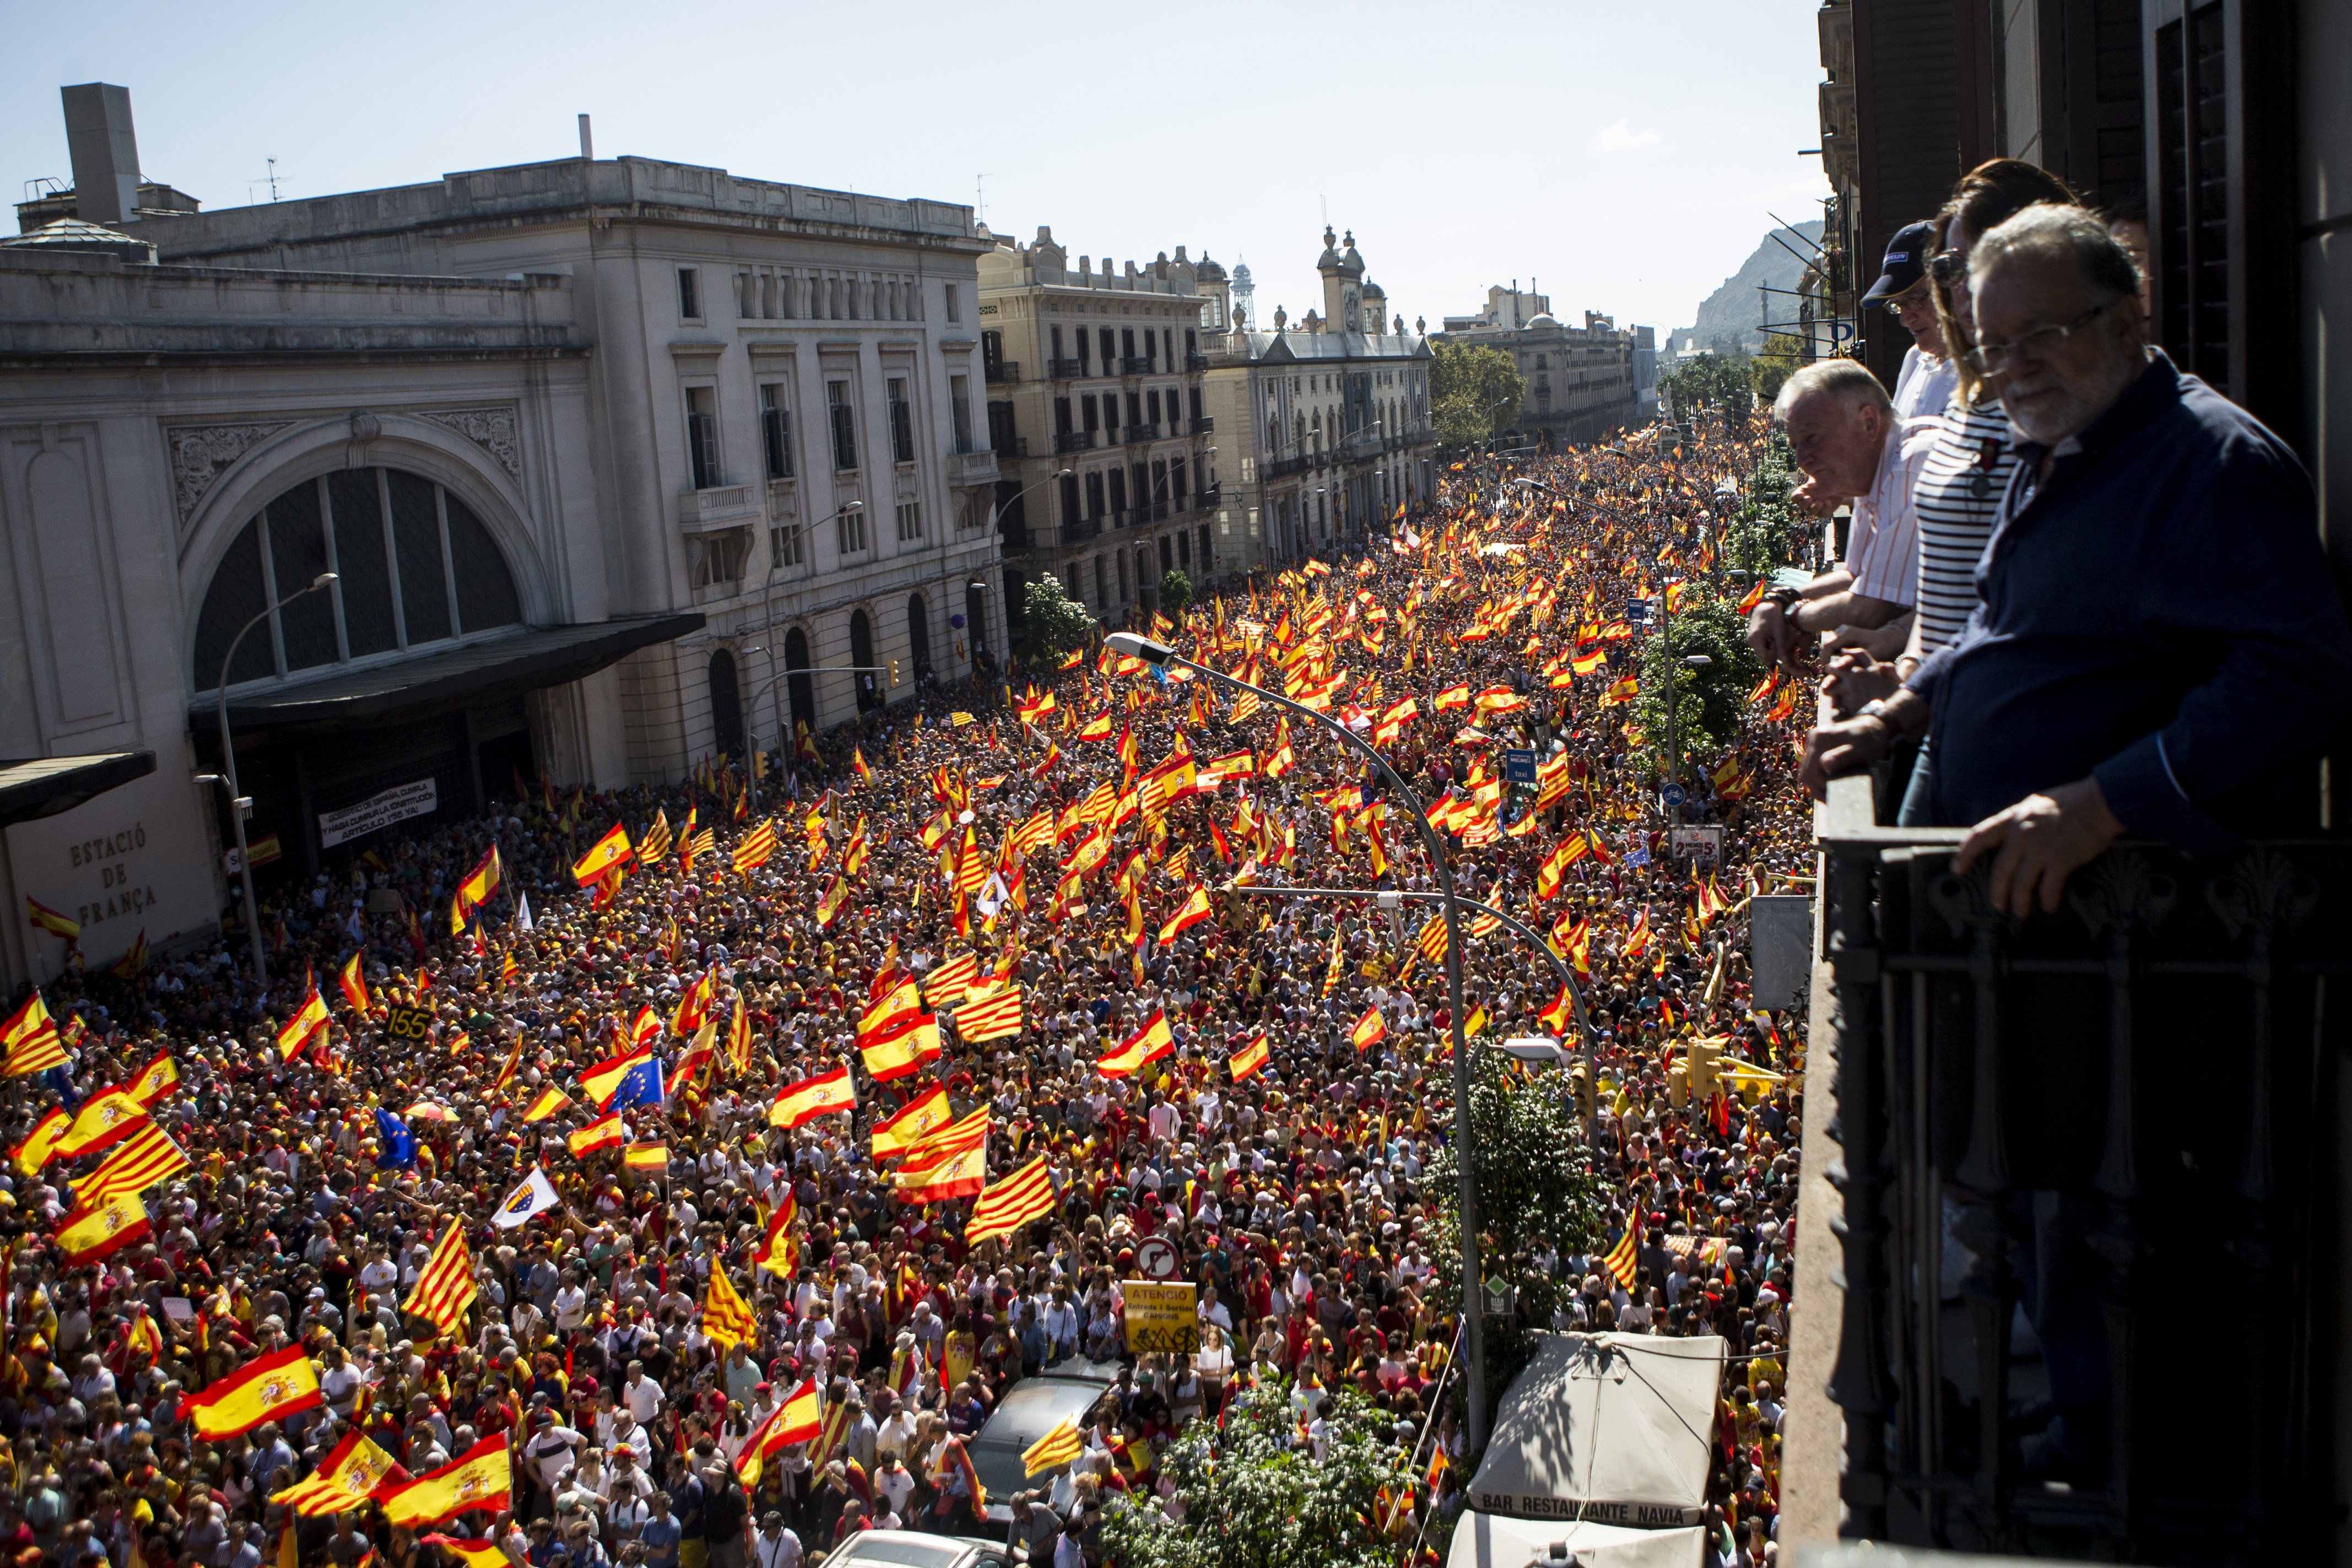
[491,1164,561,1229]
[976,873,1010,921]
[514,892,534,932]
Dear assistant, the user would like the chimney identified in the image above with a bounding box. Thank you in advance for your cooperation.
[63,83,142,225]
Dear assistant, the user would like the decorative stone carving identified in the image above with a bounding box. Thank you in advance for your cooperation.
[420,406,522,480]
[167,421,290,529]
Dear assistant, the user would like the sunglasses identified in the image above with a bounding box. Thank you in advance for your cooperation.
[1927,250,1969,285]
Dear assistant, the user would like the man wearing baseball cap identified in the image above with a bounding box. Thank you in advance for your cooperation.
[1862,219,1958,424]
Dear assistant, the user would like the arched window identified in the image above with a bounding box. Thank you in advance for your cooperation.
[707,650,744,761]
[907,593,931,673]
[193,467,521,691]
[785,627,815,741]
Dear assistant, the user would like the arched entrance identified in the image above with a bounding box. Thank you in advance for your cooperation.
[707,648,744,762]
[849,609,880,711]
[906,593,931,684]
[785,627,815,744]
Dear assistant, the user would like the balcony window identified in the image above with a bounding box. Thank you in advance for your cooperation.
[760,386,795,482]
[828,381,858,472]
[685,387,722,490]
[888,377,915,465]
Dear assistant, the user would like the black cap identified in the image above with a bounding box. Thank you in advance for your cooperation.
[1862,220,1937,303]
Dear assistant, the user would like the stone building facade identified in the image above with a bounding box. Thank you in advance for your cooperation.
[1431,286,1646,447]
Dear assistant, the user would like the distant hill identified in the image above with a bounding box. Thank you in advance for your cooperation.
[1667,219,1824,359]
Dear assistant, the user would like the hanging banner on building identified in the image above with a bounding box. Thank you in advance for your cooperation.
[320,779,437,848]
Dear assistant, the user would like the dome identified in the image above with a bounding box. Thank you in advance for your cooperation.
[1231,261,1253,286]
[0,217,155,264]
[1527,312,1559,328]
[1337,230,1365,278]
[1194,252,1227,282]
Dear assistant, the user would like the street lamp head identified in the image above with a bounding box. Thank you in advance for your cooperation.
[1496,1036,1567,1065]
[1104,632,1174,666]
[309,572,339,592]
[842,500,865,513]
[1682,653,1713,667]
[1053,468,1073,478]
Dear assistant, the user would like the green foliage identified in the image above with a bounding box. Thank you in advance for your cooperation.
[1012,574,1096,669]
[1630,586,1766,782]
[1748,333,1804,408]
[1159,569,1194,616]
[1423,1050,1604,1427]
[1721,430,1804,582]
[1100,1377,1415,1568]
[1429,342,1526,447]
[1657,352,1754,423]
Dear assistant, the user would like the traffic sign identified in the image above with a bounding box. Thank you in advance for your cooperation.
[1134,1235,1182,1282]
[1661,785,1688,808]
[1502,749,1538,785]
[1625,598,1652,624]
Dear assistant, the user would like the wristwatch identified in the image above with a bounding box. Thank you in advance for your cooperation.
[1764,587,1802,611]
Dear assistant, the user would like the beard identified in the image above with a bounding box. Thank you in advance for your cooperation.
[1999,348,2144,445]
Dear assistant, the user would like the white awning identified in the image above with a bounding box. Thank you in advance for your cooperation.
[1466,1332,1727,1529]
[1446,1512,1706,1568]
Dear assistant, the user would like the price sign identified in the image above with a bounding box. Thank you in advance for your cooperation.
[385,1005,435,1042]
[1122,1280,1200,1355]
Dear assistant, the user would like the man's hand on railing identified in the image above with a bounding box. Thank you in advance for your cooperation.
[1951,778,2126,917]
[1801,688,1927,798]
[1820,651,1902,717]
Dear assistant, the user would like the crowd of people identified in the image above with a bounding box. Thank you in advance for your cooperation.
[0,419,1825,1568]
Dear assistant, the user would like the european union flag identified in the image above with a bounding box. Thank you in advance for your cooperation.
[375,1107,416,1168]
[610,1054,664,1112]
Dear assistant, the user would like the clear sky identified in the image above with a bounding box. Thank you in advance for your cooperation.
[4,0,1827,337]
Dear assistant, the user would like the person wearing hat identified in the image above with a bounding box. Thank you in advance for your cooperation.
[749,1510,801,1568]
[1861,219,1960,426]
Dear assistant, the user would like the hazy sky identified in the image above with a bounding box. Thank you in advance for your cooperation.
[4,0,1827,336]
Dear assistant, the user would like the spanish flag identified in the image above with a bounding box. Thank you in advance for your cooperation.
[870,1085,951,1159]
[377,1434,512,1527]
[1433,684,1471,711]
[565,1112,626,1158]
[273,1429,409,1517]
[127,1052,179,1107]
[183,1344,323,1439]
[623,1142,671,1172]
[578,1043,659,1110]
[768,1065,857,1129]
[751,1191,799,1279]
[1229,1032,1270,1083]
[965,1154,1056,1248]
[570,823,633,886]
[1097,1009,1175,1078]
[274,983,329,1062]
[700,1265,759,1351]
[455,846,502,915]
[2,991,66,1077]
[56,1085,149,1159]
[1351,1007,1388,1053]
[337,951,372,1014]
[814,874,851,928]
[25,896,80,943]
[1156,886,1213,945]
[12,1107,70,1177]
[858,1013,940,1084]
[55,1191,153,1264]
[418,1539,509,1568]
[521,1086,569,1123]
[893,1137,987,1203]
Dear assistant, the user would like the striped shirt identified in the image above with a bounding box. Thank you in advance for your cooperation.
[1910,394,2018,653]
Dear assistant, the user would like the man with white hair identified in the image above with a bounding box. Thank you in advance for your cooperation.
[1805,202,2352,914]
[1745,358,1935,669]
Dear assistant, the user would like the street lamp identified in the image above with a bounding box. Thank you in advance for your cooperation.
[207,570,337,987]
[1228,881,1602,1143]
[1105,628,1493,1451]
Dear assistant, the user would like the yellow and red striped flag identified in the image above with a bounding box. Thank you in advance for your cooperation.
[1021,1415,1086,1477]
[2,991,65,1077]
[733,820,779,875]
[966,1154,1056,1248]
[78,1121,191,1204]
[953,982,1023,1044]
[700,1265,759,1352]
[403,1221,477,1340]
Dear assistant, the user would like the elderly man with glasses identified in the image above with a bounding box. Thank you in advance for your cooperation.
[1804,202,2352,916]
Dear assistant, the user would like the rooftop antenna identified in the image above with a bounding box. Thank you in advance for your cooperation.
[976,172,990,228]
[247,157,285,203]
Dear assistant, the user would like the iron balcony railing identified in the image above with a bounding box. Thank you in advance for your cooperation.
[985,361,1020,384]
[1190,415,1214,436]
[1002,517,1101,553]
[1119,356,1154,376]
[1198,483,1222,508]
[993,436,1029,460]
[1125,422,1160,444]
[1185,351,1209,372]
[1046,358,1086,379]
[1267,454,1311,479]
[1055,430,1096,453]
[1812,772,2339,1562]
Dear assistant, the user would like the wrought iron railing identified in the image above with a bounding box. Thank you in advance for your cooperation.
[985,360,1020,383]
[1813,774,2340,1562]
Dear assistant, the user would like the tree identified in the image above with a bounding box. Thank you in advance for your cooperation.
[1747,333,1804,408]
[1423,1050,1604,1429]
[1657,352,1753,423]
[1158,569,1193,617]
[1012,574,1095,669]
[1631,585,1766,783]
[1100,1377,1415,1568]
[1429,342,1525,448]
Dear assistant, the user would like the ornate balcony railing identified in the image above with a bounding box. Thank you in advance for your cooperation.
[1046,358,1086,379]
[1055,431,1096,453]
[1810,772,2341,1562]
[984,360,1020,384]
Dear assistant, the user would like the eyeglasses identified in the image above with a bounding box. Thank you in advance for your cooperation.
[1960,299,2118,376]
[1927,250,1969,285]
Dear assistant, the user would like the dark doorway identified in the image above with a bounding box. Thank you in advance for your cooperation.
[965,582,988,665]
[478,729,536,805]
[907,593,931,683]
[708,649,745,761]
[785,626,815,744]
[850,609,880,711]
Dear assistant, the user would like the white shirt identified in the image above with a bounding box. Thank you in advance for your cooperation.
[753,1529,802,1568]
[1844,420,1939,606]
[1891,344,1959,426]
[622,1374,664,1423]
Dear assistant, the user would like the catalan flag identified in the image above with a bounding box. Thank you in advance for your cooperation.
[11,1107,69,1177]
[1097,1008,1175,1078]
[733,819,779,875]
[183,1344,323,1439]
[521,1085,569,1123]
[1229,1033,1269,1082]
[54,1191,153,1264]
[920,951,980,1009]
[272,1429,409,1517]
[639,808,673,863]
[953,982,1023,1045]
[78,1121,191,1204]
[965,1154,1056,1248]
[56,1085,149,1159]
[570,823,633,886]
[768,1065,856,1129]
[403,1221,477,1340]
[376,1434,511,1527]
[565,1112,626,1158]
[1021,1415,1086,1477]
[700,1265,759,1352]
[1599,1224,1640,1292]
